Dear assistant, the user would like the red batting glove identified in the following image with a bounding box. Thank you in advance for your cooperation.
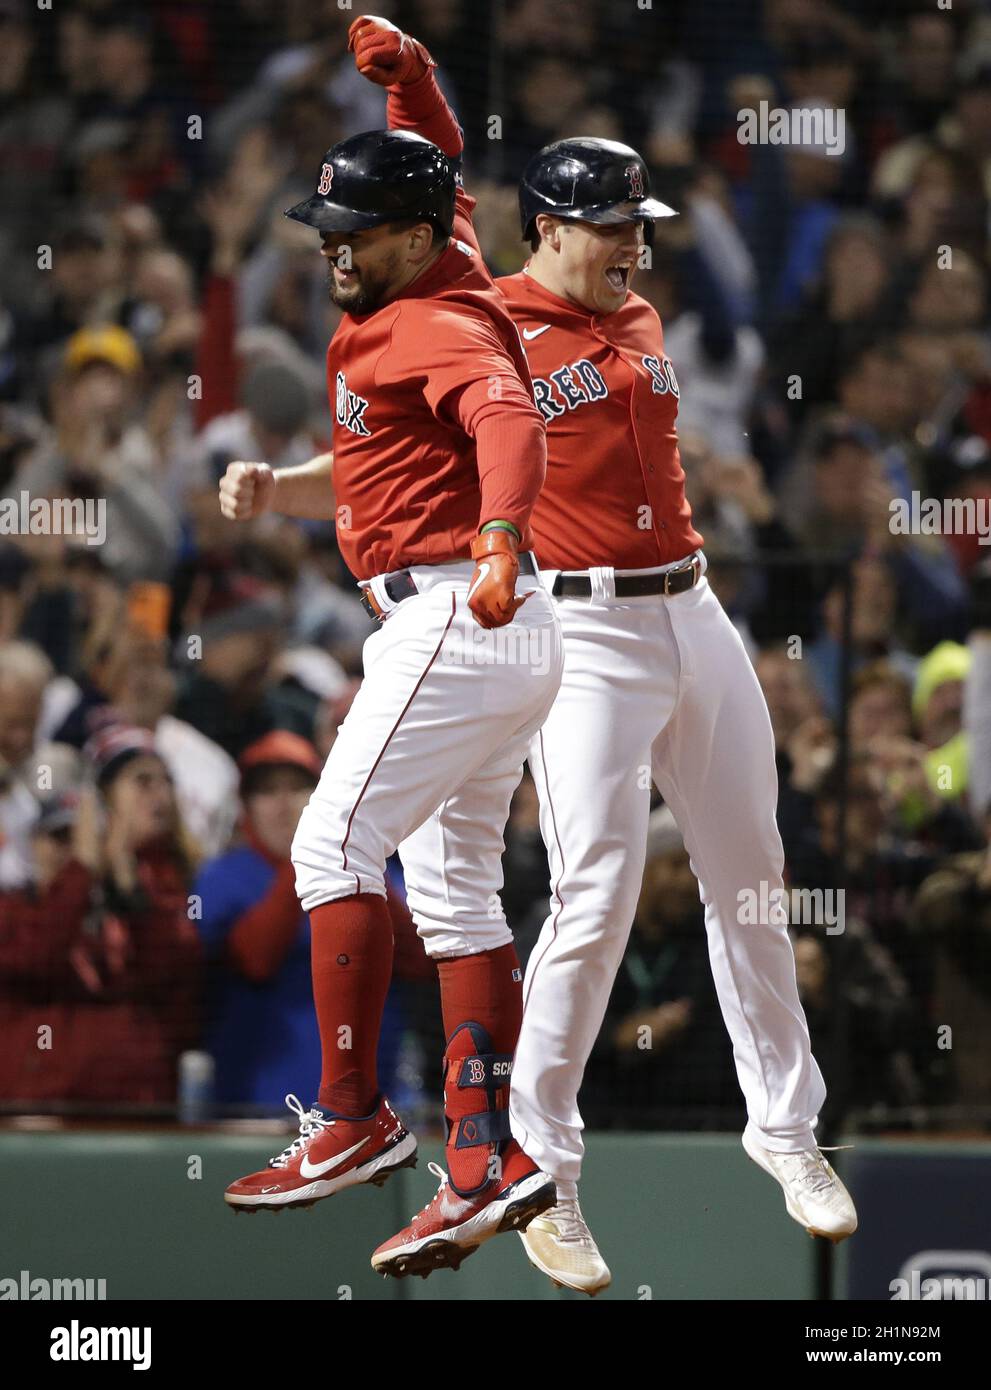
[347,15,434,88]
[467,529,529,629]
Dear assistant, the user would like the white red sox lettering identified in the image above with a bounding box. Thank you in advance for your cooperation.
[335,370,371,437]
[531,354,678,422]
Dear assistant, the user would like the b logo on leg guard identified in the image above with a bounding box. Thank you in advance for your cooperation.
[443,1020,514,1197]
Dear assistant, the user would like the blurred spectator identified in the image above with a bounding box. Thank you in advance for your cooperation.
[13,325,179,581]
[754,644,826,862]
[804,554,913,720]
[193,730,324,1109]
[583,810,740,1129]
[789,748,978,1028]
[173,571,315,758]
[0,639,80,889]
[910,814,991,1109]
[0,3,73,303]
[0,727,202,1106]
[791,924,922,1128]
[764,214,894,445]
[849,660,913,748]
[780,412,968,645]
[649,188,763,456]
[13,218,119,377]
[191,362,322,492]
[48,615,240,858]
[193,730,421,1111]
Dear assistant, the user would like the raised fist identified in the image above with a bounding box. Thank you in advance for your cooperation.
[218,461,276,521]
[347,14,434,88]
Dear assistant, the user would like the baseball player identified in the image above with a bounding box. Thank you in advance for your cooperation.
[346,16,858,1294]
[219,127,566,1278]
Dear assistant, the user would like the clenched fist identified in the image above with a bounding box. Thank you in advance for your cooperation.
[218,461,276,521]
[347,14,434,88]
[467,528,530,630]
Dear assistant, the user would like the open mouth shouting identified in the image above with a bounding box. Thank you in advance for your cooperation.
[604,261,633,293]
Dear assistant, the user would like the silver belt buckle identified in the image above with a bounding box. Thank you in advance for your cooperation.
[662,554,697,596]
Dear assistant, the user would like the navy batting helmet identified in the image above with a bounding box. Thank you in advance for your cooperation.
[285,129,457,237]
[518,137,677,240]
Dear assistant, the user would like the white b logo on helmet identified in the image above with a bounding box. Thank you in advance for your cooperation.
[626,163,645,199]
[317,162,334,196]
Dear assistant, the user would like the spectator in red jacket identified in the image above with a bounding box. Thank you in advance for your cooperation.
[0,726,202,1109]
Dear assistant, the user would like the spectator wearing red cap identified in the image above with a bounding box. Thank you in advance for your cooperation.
[192,731,409,1110]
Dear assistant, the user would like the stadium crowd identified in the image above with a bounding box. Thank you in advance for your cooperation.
[1,0,990,1132]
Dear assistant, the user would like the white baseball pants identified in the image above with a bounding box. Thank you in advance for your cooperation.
[291,561,563,925]
[399,562,826,1190]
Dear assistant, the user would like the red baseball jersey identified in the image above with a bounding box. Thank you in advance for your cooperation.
[326,191,544,580]
[495,270,703,571]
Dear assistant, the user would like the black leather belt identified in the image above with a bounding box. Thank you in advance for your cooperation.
[361,553,538,622]
[552,554,703,600]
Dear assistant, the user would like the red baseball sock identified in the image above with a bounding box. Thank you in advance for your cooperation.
[310,893,393,1116]
[436,943,524,1193]
[437,942,523,1048]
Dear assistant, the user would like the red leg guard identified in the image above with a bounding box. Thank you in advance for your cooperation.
[437,944,529,1198]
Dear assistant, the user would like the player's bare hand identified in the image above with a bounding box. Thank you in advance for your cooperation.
[218,461,276,521]
[348,15,433,87]
[467,528,529,629]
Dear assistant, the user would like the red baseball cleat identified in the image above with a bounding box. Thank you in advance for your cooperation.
[225,1093,417,1212]
[370,1143,556,1278]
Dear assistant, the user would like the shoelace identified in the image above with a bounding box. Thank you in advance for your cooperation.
[781,1149,836,1196]
[543,1199,595,1247]
[405,1160,449,1219]
[268,1093,335,1169]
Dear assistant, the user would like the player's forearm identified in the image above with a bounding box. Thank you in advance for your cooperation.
[387,68,463,159]
[453,376,547,536]
[473,406,547,539]
[272,452,337,519]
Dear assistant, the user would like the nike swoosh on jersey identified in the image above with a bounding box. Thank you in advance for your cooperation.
[522,325,551,340]
[299,1137,370,1179]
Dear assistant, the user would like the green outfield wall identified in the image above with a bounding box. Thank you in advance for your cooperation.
[3,1130,987,1301]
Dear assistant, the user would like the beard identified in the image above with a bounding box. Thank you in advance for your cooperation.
[327,249,401,316]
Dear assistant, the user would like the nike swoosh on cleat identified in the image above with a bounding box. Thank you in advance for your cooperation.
[522,325,551,340]
[299,1137,370,1179]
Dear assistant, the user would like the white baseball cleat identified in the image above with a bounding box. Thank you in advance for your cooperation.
[519,1197,612,1295]
[742,1131,858,1243]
